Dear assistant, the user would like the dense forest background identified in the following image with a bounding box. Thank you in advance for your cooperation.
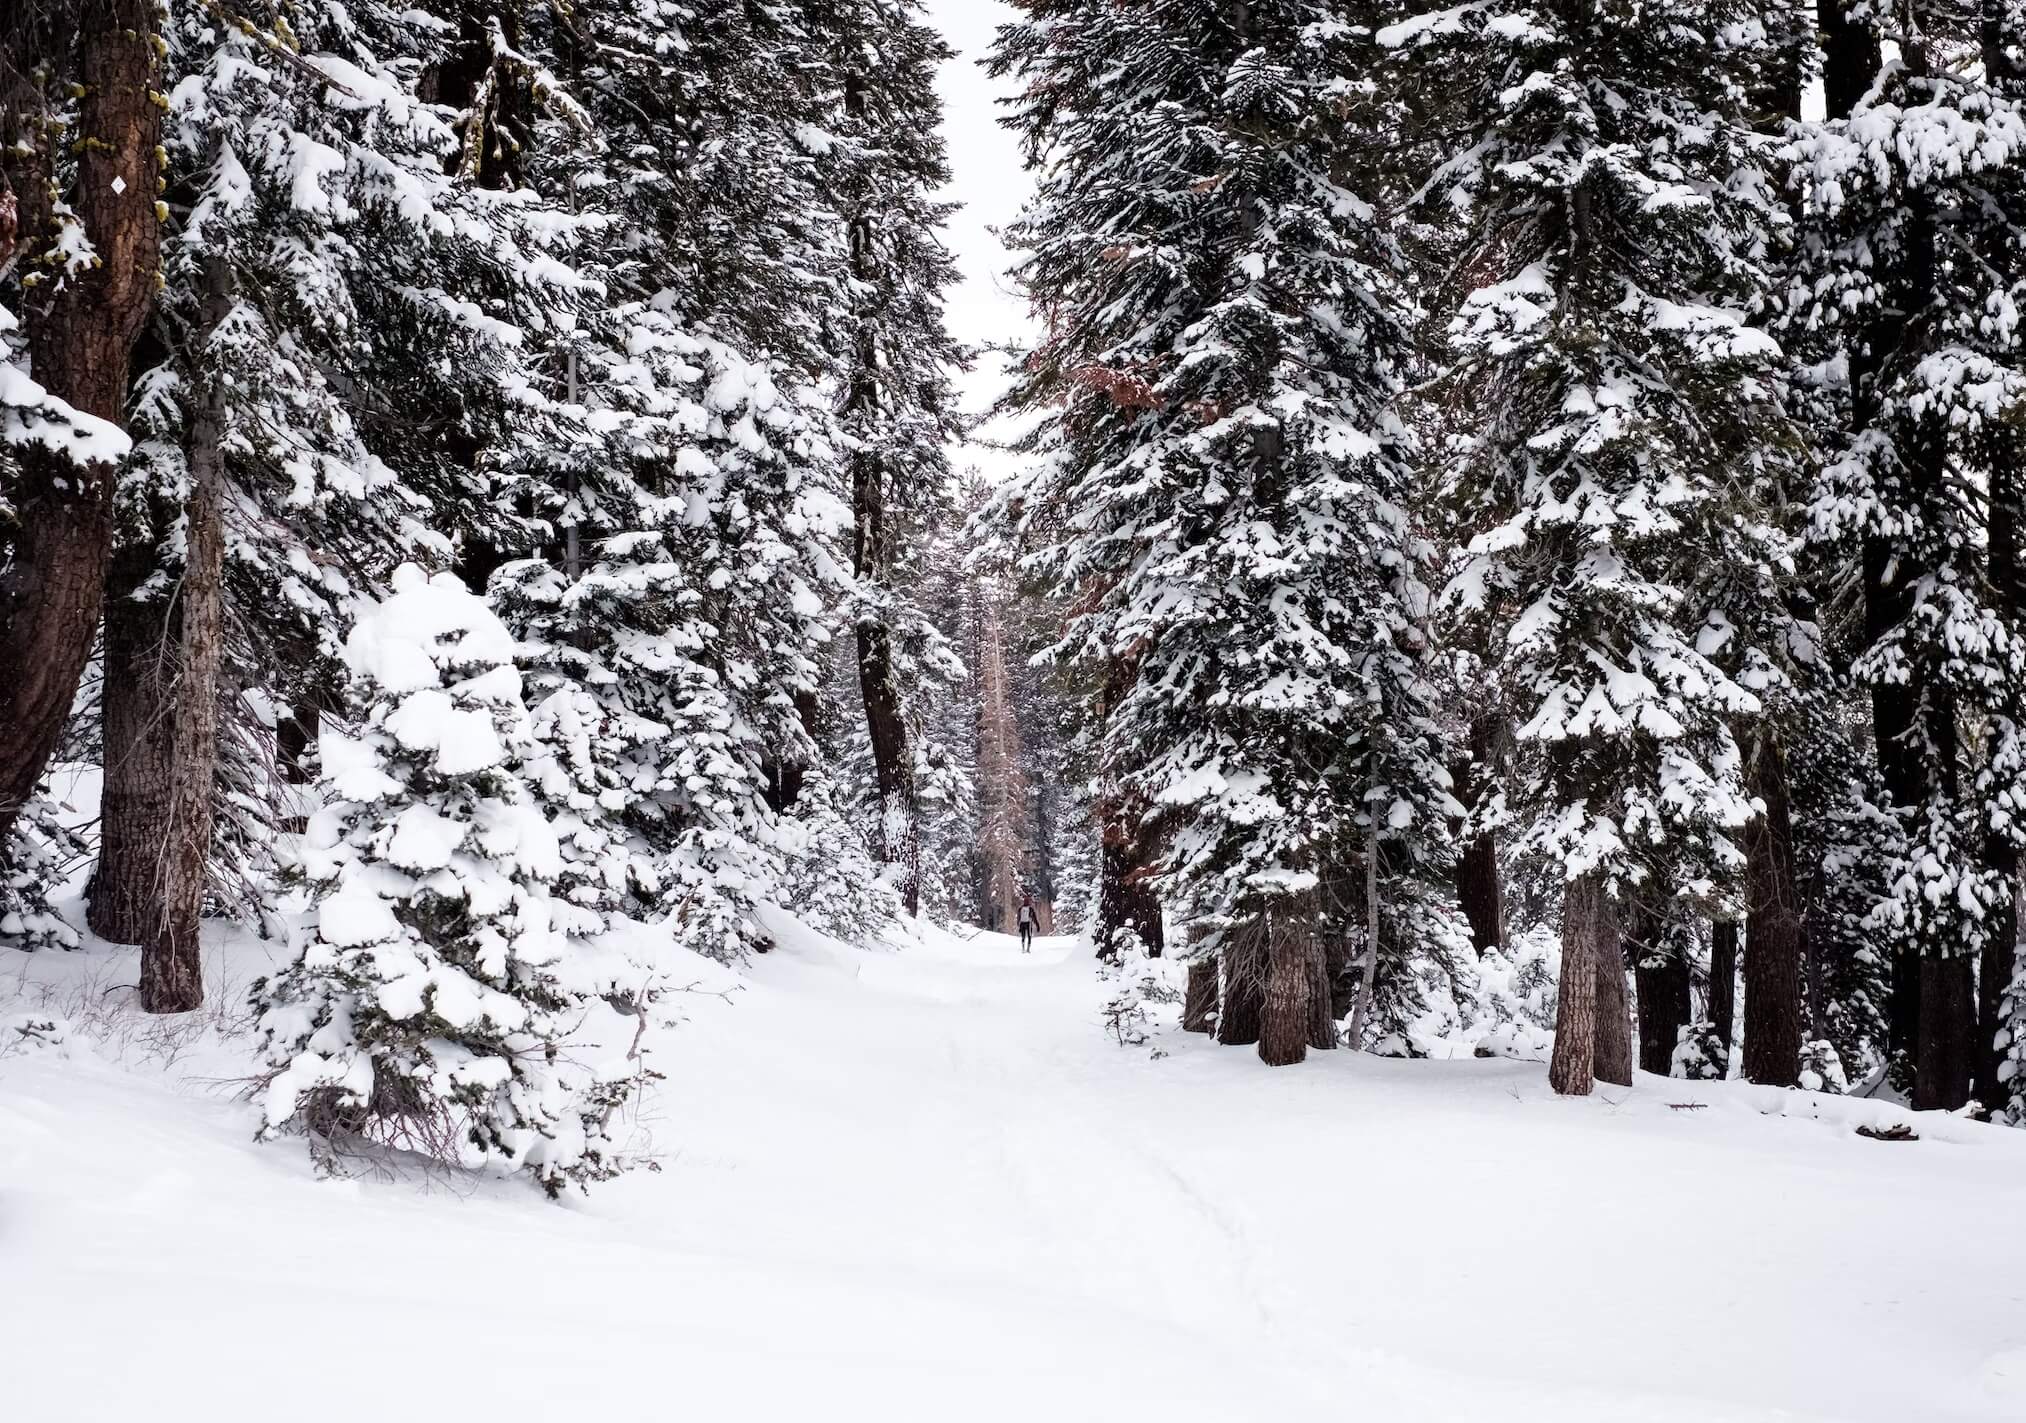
[4,0,2026,1199]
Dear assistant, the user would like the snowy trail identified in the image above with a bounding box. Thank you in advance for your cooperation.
[7,921,2026,1422]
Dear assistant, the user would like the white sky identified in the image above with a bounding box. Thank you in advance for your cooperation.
[924,0,1036,479]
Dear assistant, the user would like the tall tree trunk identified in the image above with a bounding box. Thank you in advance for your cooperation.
[1629,900,1690,1077]
[1452,715,1506,955]
[1592,905,1634,1088]
[1216,918,1264,1047]
[1549,873,1604,1095]
[842,67,922,918]
[89,562,180,943]
[1710,920,1739,1065]
[138,257,233,1013]
[1259,897,1318,1067]
[1742,734,1804,1087]
[0,2,162,845]
[1182,958,1218,1034]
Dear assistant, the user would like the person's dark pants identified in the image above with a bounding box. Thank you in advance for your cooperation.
[1019,925,1033,951]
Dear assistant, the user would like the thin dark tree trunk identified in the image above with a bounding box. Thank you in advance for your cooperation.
[0,2,162,845]
[1217,918,1264,1047]
[1306,929,1336,1051]
[1710,920,1739,1065]
[137,256,233,1013]
[1182,958,1218,1034]
[1742,734,1805,1087]
[1259,897,1319,1067]
[1630,901,1690,1077]
[1452,715,1506,955]
[1549,873,1604,1095]
[1592,902,1634,1088]
[841,68,922,918]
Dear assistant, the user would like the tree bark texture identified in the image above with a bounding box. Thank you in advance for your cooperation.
[1217,918,1264,1047]
[1742,735,1804,1088]
[1182,959,1218,1034]
[88,554,179,944]
[1258,899,1319,1068]
[1550,874,1602,1095]
[1591,901,1634,1089]
[0,1,162,846]
[135,257,232,1013]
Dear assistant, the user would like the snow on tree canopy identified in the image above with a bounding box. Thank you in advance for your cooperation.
[253,566,639,1195]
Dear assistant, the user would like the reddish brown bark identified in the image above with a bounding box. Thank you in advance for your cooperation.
[0,3,162,845]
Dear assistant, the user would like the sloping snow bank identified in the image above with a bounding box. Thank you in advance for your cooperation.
[5,913,2025,1423]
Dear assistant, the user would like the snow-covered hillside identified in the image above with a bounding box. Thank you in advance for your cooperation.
[6,919,2024,1423]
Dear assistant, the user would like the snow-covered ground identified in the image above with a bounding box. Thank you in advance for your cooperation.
[6,916,2026,1422]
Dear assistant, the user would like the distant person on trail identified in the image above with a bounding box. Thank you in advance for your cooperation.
[1016,896,1037,953]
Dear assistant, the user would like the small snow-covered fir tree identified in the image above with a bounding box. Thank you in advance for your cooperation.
[255,567,641,1195]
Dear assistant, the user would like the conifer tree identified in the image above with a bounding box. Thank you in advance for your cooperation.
[255,566,640,1194]
[86,1,593,1002]
[1791,1,2026,1110]
[994,1,1450,1065]
[483,0,861,961]
[806,0,968,917]
[1383,0,1792,1094]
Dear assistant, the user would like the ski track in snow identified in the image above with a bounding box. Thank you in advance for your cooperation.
[6,918,2026,1422]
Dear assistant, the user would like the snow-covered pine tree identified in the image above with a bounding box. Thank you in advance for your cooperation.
[1789,2,2026,1111]
[993,2,1451,1065]
[87,1,599,1000]
[484,0,861,961]
[802,0,968,918]
[255,566,639,1194]
[1382,0,1792,1094]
